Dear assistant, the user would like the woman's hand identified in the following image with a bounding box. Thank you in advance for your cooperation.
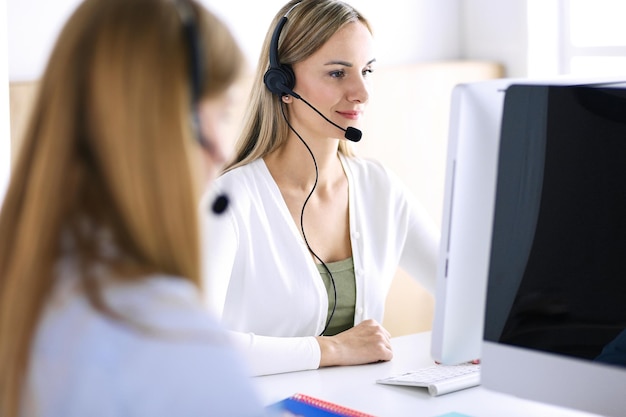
[316,319,393,367]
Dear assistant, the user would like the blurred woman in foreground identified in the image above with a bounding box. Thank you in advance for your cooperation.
[0,0,265,415]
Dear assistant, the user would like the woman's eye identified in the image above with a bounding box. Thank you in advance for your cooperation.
[330,70,345,78]
[363,67,374,76]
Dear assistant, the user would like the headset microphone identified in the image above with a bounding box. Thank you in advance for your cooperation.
[293,93,362,142]
[211,194,229,214]
[344,126,362,142]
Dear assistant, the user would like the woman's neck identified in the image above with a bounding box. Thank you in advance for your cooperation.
[264,133,344,191]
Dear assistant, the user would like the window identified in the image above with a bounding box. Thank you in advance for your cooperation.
[528,0,626,77]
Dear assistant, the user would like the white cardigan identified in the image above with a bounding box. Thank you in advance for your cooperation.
[201,155,439,376]
[24,269,266,417]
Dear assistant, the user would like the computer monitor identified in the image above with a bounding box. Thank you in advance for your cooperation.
[430,78,511,365]
[482,82,626,416]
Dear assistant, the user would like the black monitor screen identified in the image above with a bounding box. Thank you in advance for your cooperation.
[484,84,626,366]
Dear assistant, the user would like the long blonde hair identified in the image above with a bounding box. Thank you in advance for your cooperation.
[0,0,243,414]
[225,0,372,172]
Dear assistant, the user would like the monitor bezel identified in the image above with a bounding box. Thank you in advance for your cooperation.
[431,78,512,365]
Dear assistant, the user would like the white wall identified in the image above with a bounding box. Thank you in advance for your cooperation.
[6,0,534,81]
[8,0,465,81]
[7,0,82,82]
[460,0,528,77]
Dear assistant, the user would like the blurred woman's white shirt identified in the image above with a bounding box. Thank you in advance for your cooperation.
[22,259,267,417]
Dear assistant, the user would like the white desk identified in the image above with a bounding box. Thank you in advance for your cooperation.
[253,332,605,417]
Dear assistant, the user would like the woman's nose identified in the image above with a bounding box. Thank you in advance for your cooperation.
[347,75,370,103]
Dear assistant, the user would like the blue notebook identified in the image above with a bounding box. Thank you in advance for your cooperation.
[268,393,375,417]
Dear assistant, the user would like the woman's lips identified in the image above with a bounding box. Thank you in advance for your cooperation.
[337,110,362,120]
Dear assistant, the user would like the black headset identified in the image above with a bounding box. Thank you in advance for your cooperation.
[175,0,204,142]
[263,3,301,98]
[176,0,229,215]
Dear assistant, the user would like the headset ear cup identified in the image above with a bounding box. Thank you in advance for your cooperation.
[264,64,295,97]
[263,67,287,96]
[280,64,295,92]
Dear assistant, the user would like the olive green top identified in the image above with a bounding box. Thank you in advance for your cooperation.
[317,257,356,336]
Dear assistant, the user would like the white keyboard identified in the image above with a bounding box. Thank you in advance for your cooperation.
[376,363,481,397]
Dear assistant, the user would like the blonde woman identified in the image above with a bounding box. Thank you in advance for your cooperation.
[0,0,266,416]
[203,0,439,376]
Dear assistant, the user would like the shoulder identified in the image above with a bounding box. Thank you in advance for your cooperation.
[214,159,266,192]
[342,155,406,194]
[43,274,227,342]
[107,278,264,415]
[106,275,231,336]
[202,160,268,215]
[29,275,265,416]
